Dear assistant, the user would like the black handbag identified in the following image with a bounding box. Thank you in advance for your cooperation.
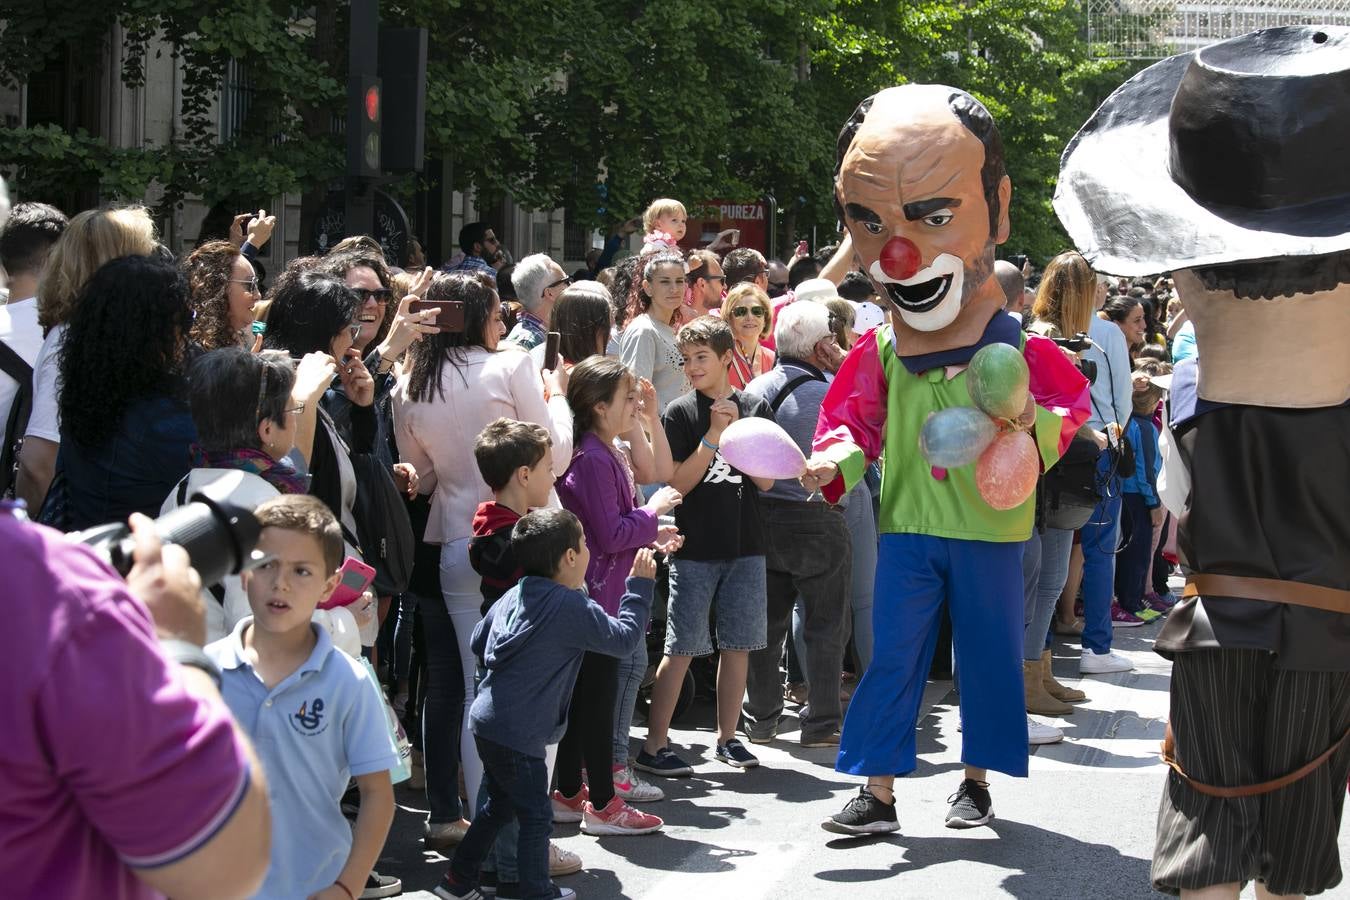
[1043,434,1102,531]
[347,451,415,596]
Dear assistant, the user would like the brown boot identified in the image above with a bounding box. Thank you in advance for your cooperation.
[1041,650,1087,703]
[1024,660,1072,716]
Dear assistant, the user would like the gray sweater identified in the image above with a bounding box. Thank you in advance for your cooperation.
[469,574,653,758]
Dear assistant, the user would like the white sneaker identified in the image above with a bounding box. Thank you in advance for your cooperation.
[1080,648,1134,674]
[1027,716,1063,745]
[612,763,665,802]
[548,840,583,876]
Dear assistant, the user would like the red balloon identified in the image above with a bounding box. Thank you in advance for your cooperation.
[879,236,921,281]
[975,431,1040,510]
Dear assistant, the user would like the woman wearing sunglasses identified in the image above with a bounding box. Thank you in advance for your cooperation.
[720,283,776,389]
[183,240,261,352]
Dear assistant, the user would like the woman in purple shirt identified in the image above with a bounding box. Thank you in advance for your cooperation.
[554,356,682,830]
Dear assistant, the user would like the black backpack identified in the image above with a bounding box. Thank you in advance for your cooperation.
[1042,434,1102,531]
[0,340,34,499]
[346,450,416,597]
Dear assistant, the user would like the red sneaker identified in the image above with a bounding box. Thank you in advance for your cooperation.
[581,796,663,835]
[551,785,588,823]
[1110,603,1146,627]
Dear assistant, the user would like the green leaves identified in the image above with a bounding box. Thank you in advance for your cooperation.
[0,0,1135,261]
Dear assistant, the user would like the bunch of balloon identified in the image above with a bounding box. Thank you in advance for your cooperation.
[918,343,1039,510]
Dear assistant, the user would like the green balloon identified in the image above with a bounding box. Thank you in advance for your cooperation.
[967,343,1030,419]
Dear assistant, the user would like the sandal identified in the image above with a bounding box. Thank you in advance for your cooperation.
[1052,617,1085,636]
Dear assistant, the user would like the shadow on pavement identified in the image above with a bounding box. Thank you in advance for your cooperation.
[818,817,1162,898]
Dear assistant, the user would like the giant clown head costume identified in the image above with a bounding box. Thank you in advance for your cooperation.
[835,85,1013,352]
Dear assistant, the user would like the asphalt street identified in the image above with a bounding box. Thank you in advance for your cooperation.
[377,616,1350,900]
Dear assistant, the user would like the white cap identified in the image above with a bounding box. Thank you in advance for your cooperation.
[793,278,841,305]
[853,300,886,333]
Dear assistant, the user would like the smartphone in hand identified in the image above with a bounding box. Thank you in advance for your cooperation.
[320,557,377,609]
[544,332,561,371]
[408,300,466,333]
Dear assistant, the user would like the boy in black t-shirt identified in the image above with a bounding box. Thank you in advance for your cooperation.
[635,317,777,776]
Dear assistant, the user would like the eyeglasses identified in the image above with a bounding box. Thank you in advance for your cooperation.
[353,287,393,303]
[546,277,572,290]
[228,277,260,295]
[731,306,767,319]
[285,403,305,417]
[692,272,725,283]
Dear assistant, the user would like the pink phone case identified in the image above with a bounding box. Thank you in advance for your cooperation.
[320,557,377,609]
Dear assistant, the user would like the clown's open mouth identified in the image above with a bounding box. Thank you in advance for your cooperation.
[884,275,953,313]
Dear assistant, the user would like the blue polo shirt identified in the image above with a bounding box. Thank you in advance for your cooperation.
[206,619,398,900]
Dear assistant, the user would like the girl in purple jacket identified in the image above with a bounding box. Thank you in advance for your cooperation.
[554,357,682,832]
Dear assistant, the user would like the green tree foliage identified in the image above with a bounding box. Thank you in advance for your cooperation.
[0,0,1136,261]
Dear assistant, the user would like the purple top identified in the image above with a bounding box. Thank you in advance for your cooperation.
[557,432,658,616]
[0,513,251,899]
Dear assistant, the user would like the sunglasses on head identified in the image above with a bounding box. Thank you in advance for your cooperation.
[732,305,766,319]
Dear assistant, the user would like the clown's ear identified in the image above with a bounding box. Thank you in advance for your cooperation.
[995,176,1013,245]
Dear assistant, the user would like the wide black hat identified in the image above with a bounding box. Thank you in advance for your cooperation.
[1055,25,1350,276]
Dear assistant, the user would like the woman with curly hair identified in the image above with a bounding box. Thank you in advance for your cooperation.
[183,240,258,351]
[53,254,196,530]
[17,205,157,512]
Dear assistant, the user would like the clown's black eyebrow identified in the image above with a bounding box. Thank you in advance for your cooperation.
[844,203,883,225]
[904,197,962,220]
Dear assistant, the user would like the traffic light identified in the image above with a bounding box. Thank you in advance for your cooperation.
[349,75,382,178]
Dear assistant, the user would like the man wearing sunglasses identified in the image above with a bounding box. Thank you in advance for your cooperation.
[686,250,726,315]
[505,253,570,351]
[441,222,501,276]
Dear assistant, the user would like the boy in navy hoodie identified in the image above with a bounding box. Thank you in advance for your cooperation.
[434,509,655,900]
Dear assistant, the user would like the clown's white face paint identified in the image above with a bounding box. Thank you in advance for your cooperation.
[868,252,965,332]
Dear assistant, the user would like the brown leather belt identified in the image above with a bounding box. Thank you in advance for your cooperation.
[1184,573,1350,615]
[1162,722,1349,798]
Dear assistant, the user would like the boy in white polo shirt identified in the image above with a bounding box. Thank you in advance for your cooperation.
[206,495,398,900]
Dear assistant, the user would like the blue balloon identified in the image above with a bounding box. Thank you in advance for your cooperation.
[919,406,998,469]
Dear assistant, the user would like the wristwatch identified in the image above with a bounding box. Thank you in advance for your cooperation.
[160,639,223,689]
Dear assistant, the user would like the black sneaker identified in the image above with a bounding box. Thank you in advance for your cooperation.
[634,745,694,777]
[498,884,573,900]
[714,738,759,768]
[945,778,994,829]
[478,870,498,897]
[361,871,402,898]
[821,787,900,835]
[433,874,484,899]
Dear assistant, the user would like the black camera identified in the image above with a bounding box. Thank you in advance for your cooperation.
[70,490,265,588]
[1052,332,1097,385]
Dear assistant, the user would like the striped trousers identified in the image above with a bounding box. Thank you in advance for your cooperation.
[1152,649,1350,896]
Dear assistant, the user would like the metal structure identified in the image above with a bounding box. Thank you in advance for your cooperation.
[1086,1,1350,59]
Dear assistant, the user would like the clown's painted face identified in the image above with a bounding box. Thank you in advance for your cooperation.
[837,86,1009,332]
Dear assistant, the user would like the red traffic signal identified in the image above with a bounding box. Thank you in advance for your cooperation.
[365,85,381,123]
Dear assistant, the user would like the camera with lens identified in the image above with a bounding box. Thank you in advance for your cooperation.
[69,487,266,588]
[1052,332,1097,385]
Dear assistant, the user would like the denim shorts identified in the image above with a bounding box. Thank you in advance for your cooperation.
[665,555,768,656]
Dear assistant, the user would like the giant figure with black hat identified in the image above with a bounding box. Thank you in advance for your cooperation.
[1057,25,1350,898]
[799,85,1092,834]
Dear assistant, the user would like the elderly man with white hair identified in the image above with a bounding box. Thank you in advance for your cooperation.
[505,252,570,351]
[740,300,853,747]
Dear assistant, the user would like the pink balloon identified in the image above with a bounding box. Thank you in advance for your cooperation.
[718,417,807,480]
[975,430,1040,510]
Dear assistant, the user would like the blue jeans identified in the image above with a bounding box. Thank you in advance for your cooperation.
[449,737,552,899]
[1115,493,1154,613]
[666,555,768,655]
[1080,460,1122,654]
[613,639,647,766]
[417,592,465,823]
[1025,527,1073,659]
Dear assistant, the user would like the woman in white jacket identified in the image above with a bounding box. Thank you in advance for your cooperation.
[394,272,570,834]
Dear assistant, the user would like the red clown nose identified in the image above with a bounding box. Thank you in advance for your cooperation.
[879,236,921,281]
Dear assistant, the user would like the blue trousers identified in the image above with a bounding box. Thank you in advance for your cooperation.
[836,533,1029,779]
[1080,469,1122,655]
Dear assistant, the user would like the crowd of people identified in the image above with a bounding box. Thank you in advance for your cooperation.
[0,185,1241,900]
